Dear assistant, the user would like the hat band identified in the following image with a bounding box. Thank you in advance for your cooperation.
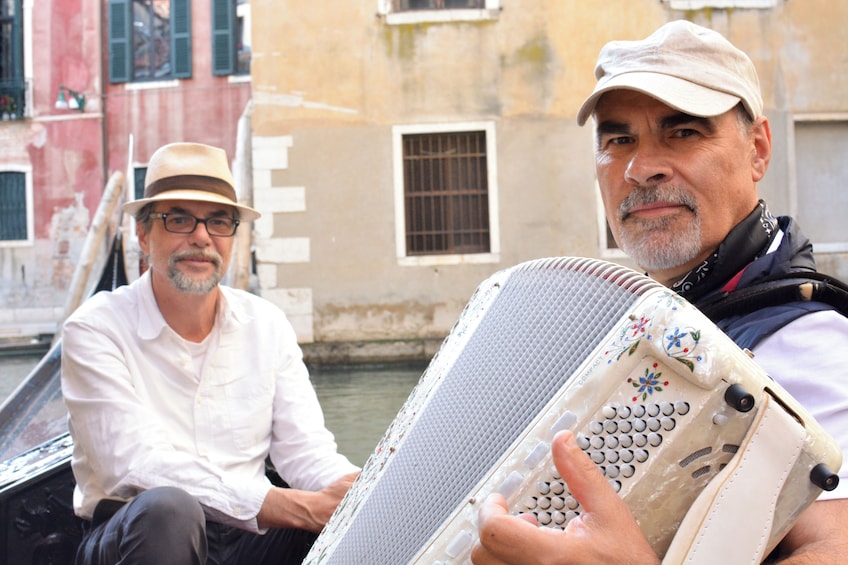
[145,175,237,203]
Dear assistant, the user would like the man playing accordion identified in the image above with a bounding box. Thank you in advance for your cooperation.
[473,20,848,565]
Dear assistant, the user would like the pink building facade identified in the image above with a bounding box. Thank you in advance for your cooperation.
[0,0,251,343]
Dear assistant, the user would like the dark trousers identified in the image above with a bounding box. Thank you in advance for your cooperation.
[75,487,318,565]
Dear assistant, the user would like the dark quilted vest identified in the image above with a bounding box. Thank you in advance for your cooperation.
[692,216,837,351]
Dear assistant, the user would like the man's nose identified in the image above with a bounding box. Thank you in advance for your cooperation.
[188,220,213,244]
[624,141,673,186]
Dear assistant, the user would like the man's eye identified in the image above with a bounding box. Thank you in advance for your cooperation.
[605,136,633,146]
[208,218,231,228]
[169,215,193,226]
[673,128,698,138]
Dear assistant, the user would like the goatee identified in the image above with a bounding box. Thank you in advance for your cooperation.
[615,185,701,272]
[168,250,224,294]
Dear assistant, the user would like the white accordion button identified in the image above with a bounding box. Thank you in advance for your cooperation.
[498,471,525,498]
[444,530,473,559]
[551,411,578,434]
[524,442,549,469]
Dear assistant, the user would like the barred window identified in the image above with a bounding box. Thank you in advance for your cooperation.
[378,0,500,23]
[661,0,780,9]
[402,130,490,256]
[394,0,483,9]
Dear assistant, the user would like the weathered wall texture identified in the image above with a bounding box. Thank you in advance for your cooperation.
[246,1,846,359]
[0,0,105,341]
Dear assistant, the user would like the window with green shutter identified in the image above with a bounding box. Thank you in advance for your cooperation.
[211,0,235,75]
[108,0,192,83]
[1,0,26,119]
[0,172,27,241]
[212,0,251,76]
[134,167,147,201]
[172,0,192,78]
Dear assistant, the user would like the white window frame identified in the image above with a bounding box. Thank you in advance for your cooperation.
[124,79,180,92]
[0,165,35,247]
[392,121,500,267]
[22,0,33,118]
[377,0,501,25]
[229,0,252,83]
[662,0,781,8]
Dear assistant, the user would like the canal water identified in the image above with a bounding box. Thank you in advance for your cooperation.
[310,363,426,466]
[0,352,425,468]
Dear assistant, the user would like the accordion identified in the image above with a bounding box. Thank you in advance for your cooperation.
[305,257,842,564]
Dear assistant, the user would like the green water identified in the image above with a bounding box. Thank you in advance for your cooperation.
[0,354,424,468]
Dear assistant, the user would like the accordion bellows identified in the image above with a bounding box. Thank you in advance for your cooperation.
[306,257,842,564]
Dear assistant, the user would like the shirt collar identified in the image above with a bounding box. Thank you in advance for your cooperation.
[136,270,170,340]
[135,270,253,340]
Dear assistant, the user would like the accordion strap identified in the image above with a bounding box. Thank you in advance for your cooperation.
[663,395,806,564]
[698,271,848,322]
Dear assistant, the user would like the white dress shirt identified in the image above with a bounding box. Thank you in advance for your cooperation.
[61,271,359,533]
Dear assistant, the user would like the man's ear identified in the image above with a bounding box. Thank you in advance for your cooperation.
[137,221,150,255]
[751,116,772,182]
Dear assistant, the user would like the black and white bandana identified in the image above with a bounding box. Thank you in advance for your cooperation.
[672,200,778,303]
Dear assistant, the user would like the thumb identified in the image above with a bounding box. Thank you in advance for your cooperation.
[550,430,624,516]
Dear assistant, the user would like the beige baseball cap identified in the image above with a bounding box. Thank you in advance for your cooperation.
[123,142,261,222]
[577,20,763,126]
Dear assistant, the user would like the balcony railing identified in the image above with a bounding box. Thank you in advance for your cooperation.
[0,80,26,121]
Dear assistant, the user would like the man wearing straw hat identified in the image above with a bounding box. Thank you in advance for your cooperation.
[472,20,848,564]
[62,142,359,564]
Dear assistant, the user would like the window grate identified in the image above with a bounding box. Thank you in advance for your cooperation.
[394,0,484,10]
[402,131,490,256]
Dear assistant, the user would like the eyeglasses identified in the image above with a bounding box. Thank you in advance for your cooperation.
[149,212,240,237]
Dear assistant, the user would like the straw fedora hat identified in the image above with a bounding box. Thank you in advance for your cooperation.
[122,142,261,222]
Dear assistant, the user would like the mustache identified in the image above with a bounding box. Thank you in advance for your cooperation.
[170,249,223,267]
[618,185,697,220]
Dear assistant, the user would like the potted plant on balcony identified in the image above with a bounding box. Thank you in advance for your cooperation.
[1,94,17,120]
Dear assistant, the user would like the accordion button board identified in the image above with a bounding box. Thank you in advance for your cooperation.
[305,257,842,565]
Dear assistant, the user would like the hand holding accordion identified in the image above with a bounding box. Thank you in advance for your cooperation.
[306,258,842,564]
[472,430,661,565]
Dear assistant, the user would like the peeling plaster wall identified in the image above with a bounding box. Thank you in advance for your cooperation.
[0,0,106,341]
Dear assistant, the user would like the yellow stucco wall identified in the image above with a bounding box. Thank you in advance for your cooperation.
[247,1,848,350]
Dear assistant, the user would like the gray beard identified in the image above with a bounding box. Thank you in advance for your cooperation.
[615,186,701,272]
[168,252,223,295]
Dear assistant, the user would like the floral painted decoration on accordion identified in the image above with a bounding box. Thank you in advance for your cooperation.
[604,291,705,390]
[628,362,668,402]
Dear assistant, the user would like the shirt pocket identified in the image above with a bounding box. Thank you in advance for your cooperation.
[221,374,275,452]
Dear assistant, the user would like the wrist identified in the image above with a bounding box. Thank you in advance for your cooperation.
[257,486,322,532]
